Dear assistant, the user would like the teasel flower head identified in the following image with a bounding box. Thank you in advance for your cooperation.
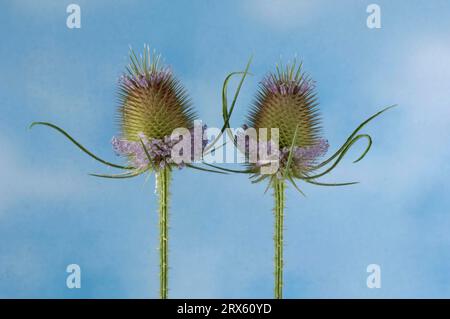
[117,46,196,141]
[242,61,332,180]
[109,46,199,170]
[212,58,396,193]
[251,62,319,147]
[30,45,225,179]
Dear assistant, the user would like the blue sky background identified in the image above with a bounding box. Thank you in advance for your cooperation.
[1,0,450,298]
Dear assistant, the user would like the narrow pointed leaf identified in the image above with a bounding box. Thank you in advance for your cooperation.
[287,175,306,197]
[304,179,359,187]
[30,122,133,170]
[313,105,397,169]
[204,58,252,153]
[203,163,252,174]
[283,125,299,180]
[305,134,373,180]
[89,170,145,179]
[186,163,228,174]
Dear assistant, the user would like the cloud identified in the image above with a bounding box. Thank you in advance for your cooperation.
[243,0,320,29]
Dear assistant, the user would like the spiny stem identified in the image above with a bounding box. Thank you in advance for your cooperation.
[157,167,171,299]
[273,178,285,299]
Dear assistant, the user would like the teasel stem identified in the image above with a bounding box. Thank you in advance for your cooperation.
[157,167,171,299]
[273,178,285,299]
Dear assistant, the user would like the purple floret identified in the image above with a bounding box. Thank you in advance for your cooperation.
[262,74,315,96]
[118,68,172,90]
[111,124,208,170]
[236,127,329,176]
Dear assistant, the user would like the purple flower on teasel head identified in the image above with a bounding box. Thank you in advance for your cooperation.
[118,67,172,90]
[277,139,329,178]
[112,124,208,170]
[236,126,329,177]
[262,72,315,96]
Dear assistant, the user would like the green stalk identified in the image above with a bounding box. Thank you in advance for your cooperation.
[273,178,285,299]
[157,167,171,299]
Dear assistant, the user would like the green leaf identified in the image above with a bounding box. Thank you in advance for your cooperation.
[283,124,299,180]
[186,163,228,174]
[202,140,227,157]
[223,57,253,146]
[313,104,397,170]
[251,174,270,184]
[203,163,252,174]
[30,122,134,170]
[204,57,252,153]
[139,138,156,171]
[89,170,145,179]
[287,175,306,197]
[263,176,274,194]
[305,134,372,180]
[304,179,359,187]
[351,134,372,163]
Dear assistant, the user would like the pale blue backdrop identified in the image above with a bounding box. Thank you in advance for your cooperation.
[1,0,449,298]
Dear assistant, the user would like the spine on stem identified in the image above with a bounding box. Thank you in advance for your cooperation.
[157,168,171,299]
[273,179,285,299]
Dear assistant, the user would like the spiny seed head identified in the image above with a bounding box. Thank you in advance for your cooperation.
[247,61,322,148]
[245,61,328,178]
[117,45,196,141]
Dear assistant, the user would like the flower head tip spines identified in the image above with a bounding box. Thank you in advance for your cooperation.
[248,61,321,148]
[117,45,197,143]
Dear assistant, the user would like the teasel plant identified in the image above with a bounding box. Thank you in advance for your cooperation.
[29,45,235,299]
[207,59,396,299]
